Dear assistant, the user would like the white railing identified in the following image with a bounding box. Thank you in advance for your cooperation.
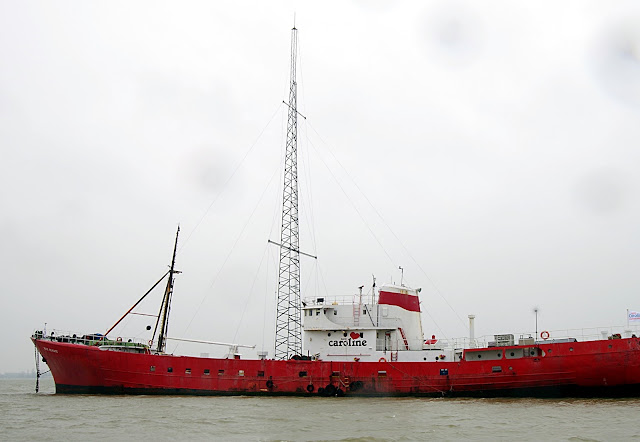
[304,295,362,306]
[33,329,151,347]
[429,324,640,350]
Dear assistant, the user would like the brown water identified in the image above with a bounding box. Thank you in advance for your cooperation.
[1,379,639,441]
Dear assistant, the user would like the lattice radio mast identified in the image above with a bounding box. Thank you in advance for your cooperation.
[274,26,302,360]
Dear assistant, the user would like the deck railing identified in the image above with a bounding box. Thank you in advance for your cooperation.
[32,329,151,348]
[304,294,380,306]
[432,324,640,350]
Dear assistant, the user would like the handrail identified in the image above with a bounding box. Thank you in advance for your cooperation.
[33,329,150,347]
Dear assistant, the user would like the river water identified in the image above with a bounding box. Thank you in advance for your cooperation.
[1,379,639,441]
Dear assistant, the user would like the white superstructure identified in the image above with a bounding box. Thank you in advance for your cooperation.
[303,284,459,362]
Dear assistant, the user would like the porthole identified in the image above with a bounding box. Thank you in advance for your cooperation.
[548,349,552,353]
[510,352,515,357]
[150,366,156,372]
[497,353,501,358]
[328,333,331,337]
[569,347,574,352]
[608,345,613,349]
[477,354,482,358]
[343,332,347,337]
[167,367,173,373]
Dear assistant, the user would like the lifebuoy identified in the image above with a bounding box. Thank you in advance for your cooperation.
[540,330,550,340]
[148,340,153,346]
[306,384,314,393]
[116,337,122,342]
[379,357,387,362]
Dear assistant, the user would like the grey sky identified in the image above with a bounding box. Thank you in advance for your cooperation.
[1,1,639,373]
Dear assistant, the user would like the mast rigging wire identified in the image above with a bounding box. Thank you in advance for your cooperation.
[178,103,284,254]
[300,126,460,340]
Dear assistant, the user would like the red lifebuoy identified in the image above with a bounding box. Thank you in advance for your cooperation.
[379,357,387,362]
[540,330,550,340]
[116,337,122,342]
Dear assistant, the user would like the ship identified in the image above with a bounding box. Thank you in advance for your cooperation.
[32,27,640,398]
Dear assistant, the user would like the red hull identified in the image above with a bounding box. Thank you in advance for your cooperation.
[33,337,640,397]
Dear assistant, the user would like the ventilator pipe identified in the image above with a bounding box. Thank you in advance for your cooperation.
[468,314,476,348]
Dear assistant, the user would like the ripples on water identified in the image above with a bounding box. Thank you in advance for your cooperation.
[2,379,639,441]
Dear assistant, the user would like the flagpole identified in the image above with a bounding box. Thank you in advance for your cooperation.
[627,309,630,328]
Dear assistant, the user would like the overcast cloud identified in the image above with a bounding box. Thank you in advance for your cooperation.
[1,1,639,373]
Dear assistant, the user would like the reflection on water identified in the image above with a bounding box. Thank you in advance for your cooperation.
[2,379,639,441]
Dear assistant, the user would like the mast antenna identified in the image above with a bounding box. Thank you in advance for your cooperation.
[274,26,302,360]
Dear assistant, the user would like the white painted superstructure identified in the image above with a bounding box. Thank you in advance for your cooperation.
[303,284,459,363]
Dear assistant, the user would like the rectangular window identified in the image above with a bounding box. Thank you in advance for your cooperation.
[257,371,265,377]
[167,367,173,373]
[238,370,245,376]
[185,368,191,374]
[150,366,156,372]
[331,371,340,377]
[299,371,308,377]
[204,369,210,375]
[218,369,224,375]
